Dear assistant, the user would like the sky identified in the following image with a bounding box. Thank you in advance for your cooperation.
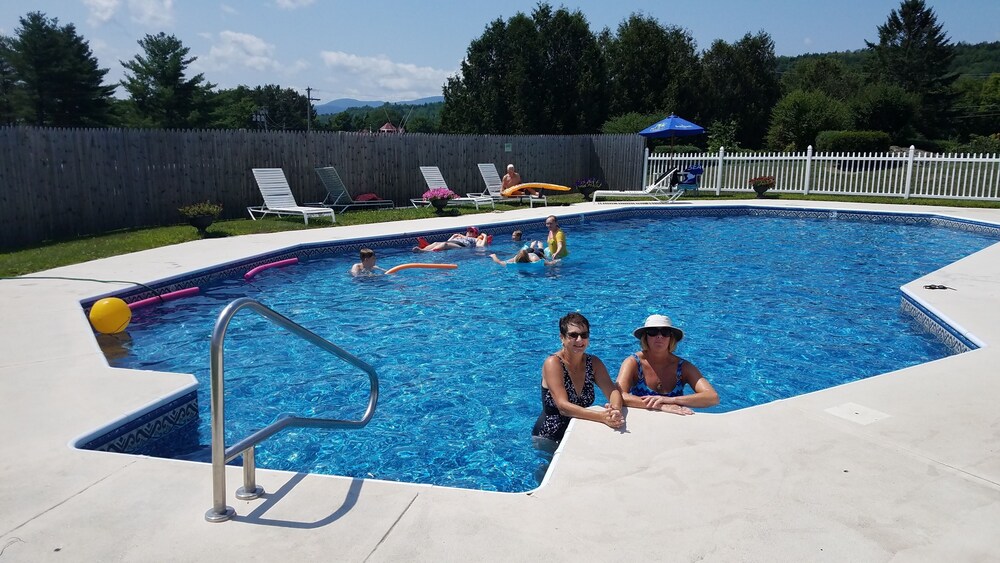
[2,0,999,104]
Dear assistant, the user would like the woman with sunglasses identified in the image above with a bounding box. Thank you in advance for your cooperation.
[532,312,624,444]
[616,314,718,414]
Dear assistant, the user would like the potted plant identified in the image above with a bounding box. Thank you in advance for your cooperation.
[178,201,223,233]
[574,177,604,201]
[748,176,775,198]
[422,187,457,212]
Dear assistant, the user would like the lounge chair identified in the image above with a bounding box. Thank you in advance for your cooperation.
[313,166,394,211]
[410,166,495,210]
[475,163,547,208]
[248,168,336,224]
[666,165,704,202]
[592,167,680,203]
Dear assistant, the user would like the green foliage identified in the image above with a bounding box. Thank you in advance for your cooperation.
[766,90,852,151]
[177,201,222,219]
[701,32,782,149]
[706,119,740,152]
[865,0,957,137]
[600,112,663,134]
[652,145,701,154]
[964,133,1000,154]
[442,3,607,134]
[120,33,216,129]
[780,56,862,100]
[4,12,115,126]
[602,14,698,117]
[210,84,314,130]
[815,130,891,152]
[322,102,442,133]
[850,82,920,142]
[950,41,1000,76]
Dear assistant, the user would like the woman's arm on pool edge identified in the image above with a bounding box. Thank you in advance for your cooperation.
[664,363,719,408]
[543,356,621,428]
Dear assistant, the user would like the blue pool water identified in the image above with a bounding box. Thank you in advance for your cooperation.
[105,212,999,492]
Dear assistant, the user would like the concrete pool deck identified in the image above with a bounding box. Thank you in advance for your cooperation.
[1,200,999,561]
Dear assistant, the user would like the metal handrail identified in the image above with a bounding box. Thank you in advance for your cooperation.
[205,298,379,522]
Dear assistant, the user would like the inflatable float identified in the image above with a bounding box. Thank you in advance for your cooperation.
[501,183,572,197]
[385,263,458,275]
[244,257,299,280]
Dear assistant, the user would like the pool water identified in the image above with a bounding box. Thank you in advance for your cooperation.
[107,212,999,492]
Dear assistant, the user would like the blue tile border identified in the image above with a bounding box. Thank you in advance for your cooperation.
[900,294,978,354]
[78,391,199,453]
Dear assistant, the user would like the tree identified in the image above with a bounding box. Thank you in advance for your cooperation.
[120,33,216,128]
[5,12,115,126]
[601,112,665,134]
[700,32,782,148]
[442,3,606,134]
[865,0,957,137]
[780,56,861,100]
[602,14,699,117]
[211,85,314,131]
[0,36,18,125]
[766,90,852,151]
[850,82,920,142]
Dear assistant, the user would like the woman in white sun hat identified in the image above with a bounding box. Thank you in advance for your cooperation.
[616,314,718,414]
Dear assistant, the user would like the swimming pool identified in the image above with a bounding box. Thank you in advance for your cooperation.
[97,208,1000,492]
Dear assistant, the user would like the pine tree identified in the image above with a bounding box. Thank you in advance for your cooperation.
[6,12,115,126]
[120,33,216,129]
[865,0,957,137]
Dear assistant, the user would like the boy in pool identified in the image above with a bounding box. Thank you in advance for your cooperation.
[350,248,384,276]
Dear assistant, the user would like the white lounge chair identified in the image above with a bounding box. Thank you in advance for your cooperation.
[591,167,680,203]
[475,163,547,208]
[314,166,394,211]
[411,166,495,210]
[248,168,336,224]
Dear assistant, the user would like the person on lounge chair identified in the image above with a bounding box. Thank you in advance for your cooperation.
[502,164,539,197]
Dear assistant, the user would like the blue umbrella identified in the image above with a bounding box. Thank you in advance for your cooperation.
[638,113,704,139]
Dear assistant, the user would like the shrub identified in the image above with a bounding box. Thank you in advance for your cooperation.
[815,130,891,152]
[178,201,222,219]
[652,144,702,154]
[766,90,852,151]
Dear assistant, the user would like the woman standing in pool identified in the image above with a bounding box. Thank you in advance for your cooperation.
[532,312,624,444]
[616,314,718,414]
[544,215,568,260]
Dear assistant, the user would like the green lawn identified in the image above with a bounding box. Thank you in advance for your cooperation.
[2,193,998,277]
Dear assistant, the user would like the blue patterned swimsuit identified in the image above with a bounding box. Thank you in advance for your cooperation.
[629,353,686,397]
[532,354,596,443]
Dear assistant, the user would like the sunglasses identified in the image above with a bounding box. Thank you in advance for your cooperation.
[564,331,590,340]
[643,328,674,338]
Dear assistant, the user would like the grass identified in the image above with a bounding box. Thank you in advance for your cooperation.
[2,193,998,277]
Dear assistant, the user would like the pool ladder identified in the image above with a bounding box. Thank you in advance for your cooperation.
[204,298,379,523]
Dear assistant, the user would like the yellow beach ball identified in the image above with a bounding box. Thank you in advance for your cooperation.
[89,297,132,334]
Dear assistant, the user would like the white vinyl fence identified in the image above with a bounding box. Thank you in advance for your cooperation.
[645,146,1000,201]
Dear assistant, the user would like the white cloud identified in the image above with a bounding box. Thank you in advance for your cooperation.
[199,31,280,73]
[220,4,238,16]
[319,51,454,101]
[83,0,121,25]
[127,0,174,27]
[803,37,814,47]
[274,0,315,9]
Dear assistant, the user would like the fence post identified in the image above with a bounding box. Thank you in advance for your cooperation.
[642,146,649,187]
[715,146,725,195]
[804,145,813,195]
[903,145,915,199]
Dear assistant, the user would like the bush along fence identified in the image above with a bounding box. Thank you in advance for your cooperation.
[645,146,1000,201]
[0,127,644,249]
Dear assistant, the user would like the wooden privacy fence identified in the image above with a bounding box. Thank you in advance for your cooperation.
[0,127,644,249]
[647,146,1000,200]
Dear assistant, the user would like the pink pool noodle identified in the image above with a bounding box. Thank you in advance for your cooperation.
[244,257,299,280]
[127,286,200,310]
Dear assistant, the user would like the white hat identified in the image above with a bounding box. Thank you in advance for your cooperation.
[632,314,684,341]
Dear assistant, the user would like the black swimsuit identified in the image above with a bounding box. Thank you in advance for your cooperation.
[532,354,596,443]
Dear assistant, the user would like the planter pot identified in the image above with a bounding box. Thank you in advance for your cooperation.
[752,185,773,198]
[430,199,449,211]
[578,187,597,201]
[188,215,215,233]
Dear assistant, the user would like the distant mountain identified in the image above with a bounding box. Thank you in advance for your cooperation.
[316,96,444,115]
